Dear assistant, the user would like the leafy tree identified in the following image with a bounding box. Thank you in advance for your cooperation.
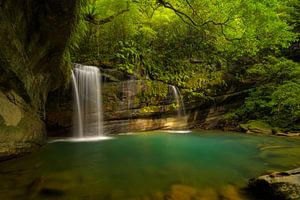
[69,0,300,129]
[225,57,300,130]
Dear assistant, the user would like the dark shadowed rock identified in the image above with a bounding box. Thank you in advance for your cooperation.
[248,168,300,200]
[0,90,46,160]
[0,0,80,159]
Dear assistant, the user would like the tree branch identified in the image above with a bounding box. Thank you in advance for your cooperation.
[185,0,201,19]
[157,0,241,41]
[157,0,198,27]
[201,18,240,41]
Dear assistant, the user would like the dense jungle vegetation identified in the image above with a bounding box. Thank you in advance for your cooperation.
[69,0,300,131]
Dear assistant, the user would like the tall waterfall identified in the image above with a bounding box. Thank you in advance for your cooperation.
[72,64,103,137]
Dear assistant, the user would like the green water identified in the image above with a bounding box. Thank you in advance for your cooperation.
[1,131,300,200]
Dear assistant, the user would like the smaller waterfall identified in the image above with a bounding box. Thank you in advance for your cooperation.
[169,85,188,130]
[121,79,136,133]
[72,64,103,138]
[170,85,186,118]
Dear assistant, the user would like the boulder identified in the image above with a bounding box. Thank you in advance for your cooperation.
[0,90,46,161]
[248,168,300,200]
[240,120,273,135]
[165,184,219,200]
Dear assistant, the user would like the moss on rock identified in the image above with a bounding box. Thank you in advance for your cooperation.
[0,91,46,160]
[0,0,80,159]
[240,120,273,134]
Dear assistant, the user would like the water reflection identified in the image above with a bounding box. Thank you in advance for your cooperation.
[0,132,299,200]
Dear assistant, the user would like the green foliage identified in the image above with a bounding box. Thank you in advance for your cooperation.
[136,81,169,106]
[70,0,300,129]
[114,40,141,74]
[62,0,89,84]
[240,120,273,130]
[71,0,297,85]
[225,57,300,130]
[246,56,300,83]
[270,81,300,127]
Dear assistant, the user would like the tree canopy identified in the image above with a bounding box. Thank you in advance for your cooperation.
[70,0,299,130]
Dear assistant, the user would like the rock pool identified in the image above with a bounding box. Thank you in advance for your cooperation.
[1,131,300,200]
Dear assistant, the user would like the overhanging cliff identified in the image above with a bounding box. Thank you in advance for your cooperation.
[0,0,80,160]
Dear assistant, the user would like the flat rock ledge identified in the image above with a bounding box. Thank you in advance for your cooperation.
[275,132,300,137]
[248,168,300,200]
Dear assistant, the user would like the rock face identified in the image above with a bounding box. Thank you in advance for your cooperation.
[0,0,79,159]
[45,87,74,137]
[102,80,187,134]
[240,120,273,135]
[248,168,300,200]
[46,67,249,136]
[186,91,248,130]
[46,78,188,135]
[0,90,46,161]
[0,0,80,109]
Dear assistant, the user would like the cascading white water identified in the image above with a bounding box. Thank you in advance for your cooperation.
[72,71,83,137]
[167,85,188,131]
[72,64,103,137]
[170,85,186,118]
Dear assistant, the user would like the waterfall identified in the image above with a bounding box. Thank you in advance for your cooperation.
[120,79,136,133]
[72,64,103,137]
[170,85,186,119]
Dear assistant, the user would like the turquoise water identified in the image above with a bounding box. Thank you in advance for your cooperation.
[0,131,300,200]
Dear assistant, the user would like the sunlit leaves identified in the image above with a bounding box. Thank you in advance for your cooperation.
[227,57,300,129]
[71,0,298,107]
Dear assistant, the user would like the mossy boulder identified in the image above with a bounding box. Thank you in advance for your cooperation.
[0,90,46,160]
[240,120,273,134]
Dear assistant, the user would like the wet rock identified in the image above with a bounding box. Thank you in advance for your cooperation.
[166,184,218,200]
[0,0,79,159]
[27,173,83,199]
[275,132,300,137]
[240,120,273,135]
[248,167,300,200]
[186,90,248,130]
[0,91,46,160]
[46,79,188,135]
[167,184,198,200]
[45,87,73,137]
[218,185,243,200]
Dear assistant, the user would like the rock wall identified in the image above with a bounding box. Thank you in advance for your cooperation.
[0,90,45,161]
[102,80,188,133]
[0,0,80,159]
[186,91,248,130]
[46,77,187,136]
[46,67,247,136]
[0,0,80,109]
